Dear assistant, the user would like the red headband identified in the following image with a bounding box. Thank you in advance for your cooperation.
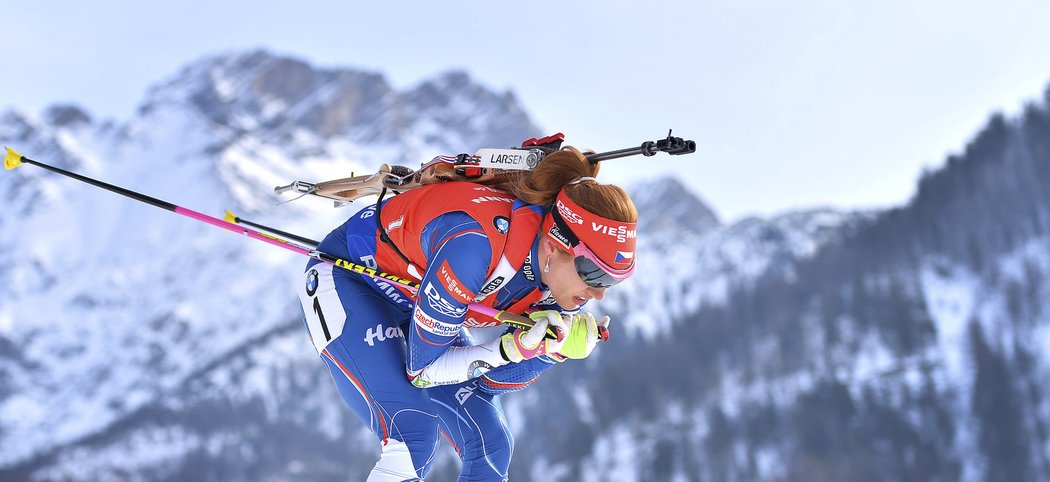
[543,188,637,271]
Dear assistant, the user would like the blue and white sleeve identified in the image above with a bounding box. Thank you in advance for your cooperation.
[406,213,508,387]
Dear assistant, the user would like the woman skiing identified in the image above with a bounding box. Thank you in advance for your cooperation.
[296,146,638,481]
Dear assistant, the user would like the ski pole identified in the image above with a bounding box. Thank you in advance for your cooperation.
[223,211,320,247]
[228,210,609,342]
[3,148,576,339]
[2,148,412,282]
[3,147,418,285]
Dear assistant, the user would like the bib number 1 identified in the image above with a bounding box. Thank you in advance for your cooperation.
[298,264,347,353]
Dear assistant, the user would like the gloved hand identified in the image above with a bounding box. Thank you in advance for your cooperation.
[500,310,568,363]
[555,312,609,360]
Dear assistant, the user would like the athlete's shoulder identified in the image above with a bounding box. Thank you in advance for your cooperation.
[512,198,546,216]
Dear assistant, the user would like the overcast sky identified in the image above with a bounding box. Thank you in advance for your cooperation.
[4,0,1049,222]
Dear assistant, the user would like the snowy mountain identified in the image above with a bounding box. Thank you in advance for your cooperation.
[137,49,537,162]
[512,89,1050,481]
[1,49,1048,481]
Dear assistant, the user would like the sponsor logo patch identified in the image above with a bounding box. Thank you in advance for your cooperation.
[423,282,468,318]
[591,222,637,244]
[493,216,510,234]
[556,199,584,225]
[547,225,572,250]
[477,276,506,297]
[456,384,478,404]
[414,308,462,337]
[522,251,535,281]
[438,261,476,304]
[364,323,405,347]
[305,269,319,296]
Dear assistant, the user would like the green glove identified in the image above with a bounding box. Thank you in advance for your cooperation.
[556,312,606,360]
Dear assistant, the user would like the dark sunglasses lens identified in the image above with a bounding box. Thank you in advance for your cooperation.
[573,256,620,288]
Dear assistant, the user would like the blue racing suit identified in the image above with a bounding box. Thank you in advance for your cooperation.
[297,184,575,481]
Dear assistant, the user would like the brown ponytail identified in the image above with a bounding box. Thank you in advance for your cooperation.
[510,146,638,223]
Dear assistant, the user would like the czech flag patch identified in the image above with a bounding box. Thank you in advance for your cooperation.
[615,251,635,262]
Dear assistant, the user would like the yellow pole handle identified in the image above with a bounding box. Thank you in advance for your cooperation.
[4,147,25,170]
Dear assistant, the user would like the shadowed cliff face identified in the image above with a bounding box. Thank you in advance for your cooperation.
[138,49,540,151]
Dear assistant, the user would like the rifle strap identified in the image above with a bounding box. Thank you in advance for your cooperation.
[375,187,413,266]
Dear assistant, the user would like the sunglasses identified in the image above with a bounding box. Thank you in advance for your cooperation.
[570,241,635,288]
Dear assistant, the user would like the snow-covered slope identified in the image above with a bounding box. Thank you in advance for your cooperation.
[606,178,870,339]
[512,87,1050,482]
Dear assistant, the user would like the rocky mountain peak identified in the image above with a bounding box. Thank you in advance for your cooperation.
[629,176,721,239]
[44,104,92,128]
[133,49,539,151]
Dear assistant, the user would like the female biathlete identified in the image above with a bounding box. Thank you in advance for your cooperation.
[296,146,638,481]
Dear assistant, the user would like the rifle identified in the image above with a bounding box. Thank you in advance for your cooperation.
[274,131,696,206]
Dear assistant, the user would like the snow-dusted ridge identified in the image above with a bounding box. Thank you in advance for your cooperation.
[608,177,872,339]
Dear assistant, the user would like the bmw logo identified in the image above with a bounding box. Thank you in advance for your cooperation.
[493,216,510,234]
[306,269,319,296]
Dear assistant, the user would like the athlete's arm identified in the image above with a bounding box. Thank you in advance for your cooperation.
[405,213,512,387]
[474,298,592,394]
[477,355,558,394]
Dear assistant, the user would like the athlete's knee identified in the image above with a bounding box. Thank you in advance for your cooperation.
[368,439,429,482]
[377,417,439,480]
[459,431,513,481]
[482,431,513,461]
